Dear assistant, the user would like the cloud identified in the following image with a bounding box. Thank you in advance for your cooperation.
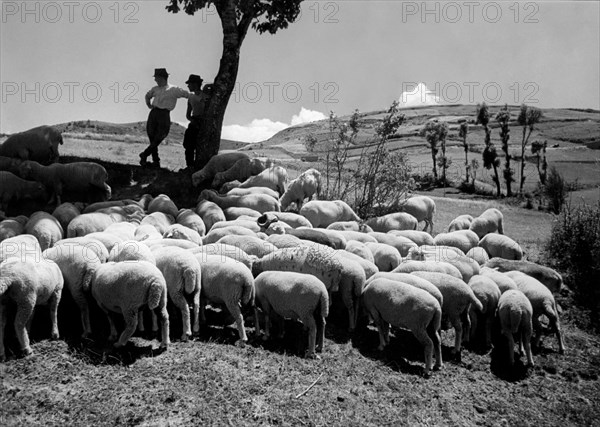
[398,82,440,107]
[222,108,326,143]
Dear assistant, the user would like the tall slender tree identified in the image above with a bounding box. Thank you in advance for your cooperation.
[495,104,514,196]
[421,120,448,182]
[476,103,501,197]
[459,120,469,183]
[517,104,543,194]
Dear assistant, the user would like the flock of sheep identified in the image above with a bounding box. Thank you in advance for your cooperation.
[0,127,566,377]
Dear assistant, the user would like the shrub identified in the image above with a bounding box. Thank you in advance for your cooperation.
[543,166,567,214]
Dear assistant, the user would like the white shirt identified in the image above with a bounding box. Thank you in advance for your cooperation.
[146,84,190,111]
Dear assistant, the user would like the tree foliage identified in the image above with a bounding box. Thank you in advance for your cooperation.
[420,120,448,182]
[476,102,501,197]
[517,104,543,194]
[495,104,514,196]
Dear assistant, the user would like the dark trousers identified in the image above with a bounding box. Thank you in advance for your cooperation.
[142,108,171,163]
[183,118,202,168]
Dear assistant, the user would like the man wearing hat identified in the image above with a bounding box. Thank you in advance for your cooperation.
[182,74,206,172]
[140,68,191,168]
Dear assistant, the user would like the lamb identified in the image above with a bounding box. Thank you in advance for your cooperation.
[447,214,474,232]
[19,160,111,206]
[195,254,255,346]
[433,230,480,254]
[211,157,269,189]
[52,203,81,232]
[504,271,565,353]
[176,209,206,237]
[140,212,174,235]
[407,246,480,282]
[410,271,483,356]
[0,125,63,165]
[192,152,249,187]
[479,266,519,294]
[0,171,48,213]
[259,211,313,229]
[42,244,102,338]
[368,232,418,257]
[299,200,361,228]
[147,194,179,218]
[286,228,347,250]
[467,275,502,347]
[484,258,562,294]
[224,207,262,221]
[67,212,118,238]
[279,168,321,211]
[344,240,376,264]
[254,271,328,358]
[202,225,257,245]
[469,208,504,239]
[195,199,225,232]
[163,223,202,246]
[200,189,281,214]
[361,278,442,376]
[496,289,534,366]
[236,165,288,196]
[465,247,490,266]
[151,246,202,341]
[0,256,64,361]
[365,272,443,308]
[365,242,402,272]
[392,260,463,280]
[217,235,278,258]
[365,212,418,233]
[225,186,280,200]
[478,234,523,260]
[24,211,64,251]
[395,195,436,233]
[108,240,156,264]
[82,261,170,348]
[190,243,254,270]
[388,230,434,246]
[0,216,28,242]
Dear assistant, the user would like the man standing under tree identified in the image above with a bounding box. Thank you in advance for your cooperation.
[181,74,206,173]
[140,68,190,169]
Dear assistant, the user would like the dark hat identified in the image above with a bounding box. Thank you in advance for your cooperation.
[185,74,203,85]
[153,68,169,78]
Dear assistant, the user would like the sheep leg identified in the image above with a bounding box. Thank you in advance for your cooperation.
[341,291,356,332]
[115,308,138,348]
[99,304,118,342]
[137,311,146,334]
[484,315,494,349]
[14,300,35,357]
[460,310,471,345]
[413,328,434,376]
[154,305,170,349]
[302,315,318,359]
[227,302,247,347]
[427,319,443,370]
[532,316,543,349]
[503,330,516,366]
[375,317,390,351]
[316,313,326,353]
[171,291,191,341]
[450,315,463,357]
[72,291,92,339]
[547,309,566,354]
[0,302,7,361]
[522,328,534,366]
[191,290,200,336]
[150,311,159,334]
[48,289,61,340]
[468,310,478,344]
[253,307,262,337]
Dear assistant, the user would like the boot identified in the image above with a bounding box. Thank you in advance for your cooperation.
[139,153,148,167]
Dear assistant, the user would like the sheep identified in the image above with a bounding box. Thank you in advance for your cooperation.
[53,236,110,263]
[210,219,261,233]
[286,228,347,250]
[479,266,519,294]
[392,260,463,280]
[334,256,366,332]
[200,189,281,214]
[467,275,502,347]
[42,244,102,338]
[388,230,434,246]
[24,211,64,251]
[0,155,23,175]
[0,216,28,242]
[334,230,378,244]
[51,203,81,232]
[344,240,376,264]
[145,238,199,251]
[433,230,480,254]
[365,272,443,308]
[190,243,254,270]
[365,242,402,272]
[484,258,562,294]
[0,171,48,213]
[163,223,202,246]
[410,271,483,357]
[362,278,442,376]
[0,125,63,165]
[138,194,154,211]
[0,256,64,361]
[365,212,418,233]
[134,224,163,242]
[254,271,328,358]
[95,204,144,219]
[279,168,321,211]
[104,222,137,240]
[265,234,305,249]
[447,214,474,232]
[147,194,179,218]
[195,254,255,346]
[504,271,565,353]
[368,232,418,257]
[407,246,480,282]
[259,211,313,229]
[336,250,379,279]
[176,209,206,237]
[395,196,436,233]
[465,247,490,266]
[497,289,534,366]
[82,261,170,348]
[217,235,278,258]
[299,200,360,228]
[202,225,257,245]
[224,207,262,221]
[212,157,269,189]
[478,234,523,261]
[67,212,118,238]
[236,165,288,196]
[19,160,111,206]
[195,199,226,232]
[469,208,504,239]
[327,221,371,232]
[1,234,42,264]
[82,199,141,214]
[225,186,280,200]
[150,246,202,341]
[192,152,249,187]
[108,240,156,264]
[140,212,174,235]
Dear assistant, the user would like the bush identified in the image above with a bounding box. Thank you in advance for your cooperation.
[543,166,567,213]
[545,202,600,319]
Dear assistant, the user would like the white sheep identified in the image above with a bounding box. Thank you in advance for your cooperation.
[407,246,480,282]
[326,221,371,232]
[151,246,202,341]
[82,199,141,214]
[147,194,179,218]
[362,278,442,376]
[447,214,474,232]
[279,168,321,211]
[336,250,379,279]
[19,160,111,206]
[365,212,418,233]
[392,260,463,280]
[217,234,278,258]
[395,195,436,233]
[82,261,170,348]
[190,243,255,270]
[176,209,206,237]
[24,211,64,250]
[479,266,519,294]
[212,157,269,189]
[467,275,502,347]
[236,165,288,196]
[51,203,81,232]
[225,186,280,200]
[195,254,255,346]
[344,240,376,264]
[53,237,110,263]
[497,289,534,366]
[210,219,261,233]
[192,152,250,187]
[224,207,262,221]
[140,212,174,235]
[0,125,63,165]
[365,272,443,308]
[200,189,281,214]
[0,215,28,242]
[469,208,504,239]
[287,228,347,250]
[254,271,328,358]
[0,234,42,263]
[0,256,64,361]
[410,271,483,357]
[504,271,565,354]
[478,234,523,260]
[365,241,402,272]
[265,234,305,249]
[465,247,490,266]
[134,224,163,241]
[202,225,257,245]
[66,212,117,238]
[368,232,418,257]
[163,223,202,246]
[484,258,562,294]
[0,171,48,213]
[433,230,480,254]
[145,238,199,250]
[108,240,156,264]
[260,211,313,229]
[388,230,434,246]
[299,200,360,228]
[103,222,137,240]
[334,230,378,244]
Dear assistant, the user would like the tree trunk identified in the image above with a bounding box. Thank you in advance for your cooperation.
[492,164,501,197]
[431,151,438,180]
[464,145,469,183]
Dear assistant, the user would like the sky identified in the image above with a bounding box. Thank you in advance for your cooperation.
[1,0,599,141]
